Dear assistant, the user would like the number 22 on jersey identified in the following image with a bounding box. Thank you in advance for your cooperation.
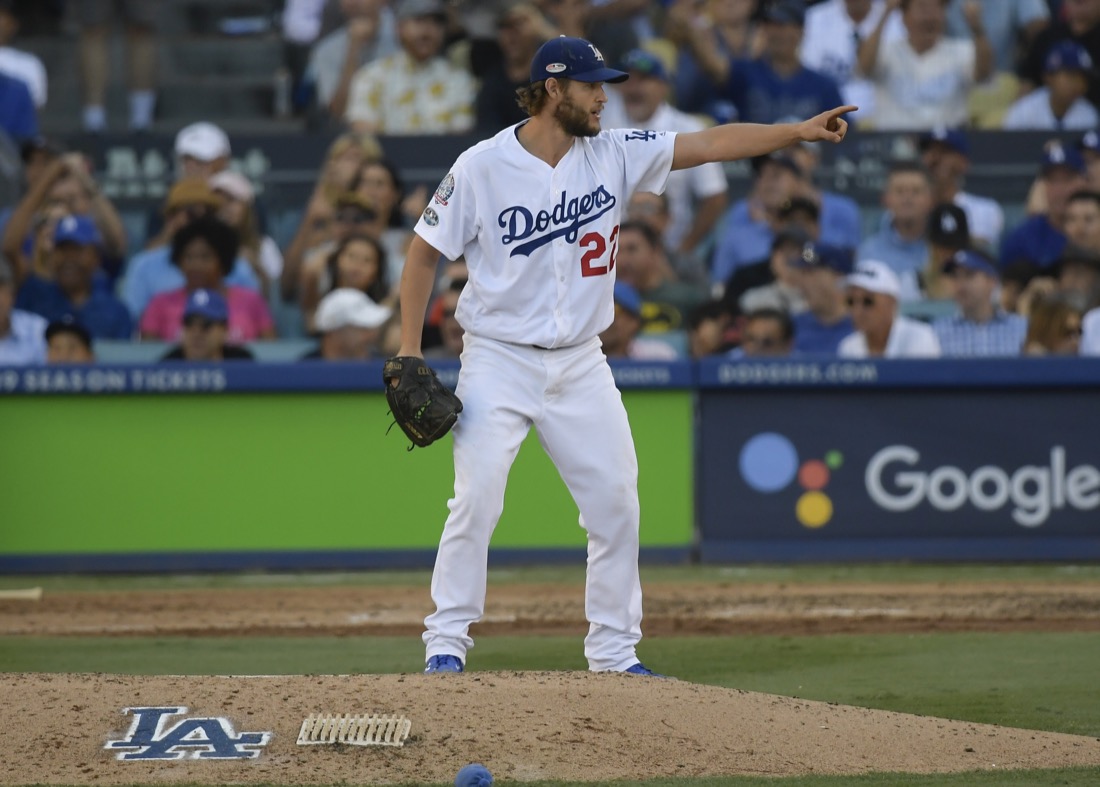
[580,225,619,277]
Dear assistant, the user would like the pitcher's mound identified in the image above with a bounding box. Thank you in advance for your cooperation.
[5,671,1100,785]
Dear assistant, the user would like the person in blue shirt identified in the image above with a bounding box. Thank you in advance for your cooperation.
[932,249,1028,356]
[1000,141,1088,271]
[121,178,260,320]
[790,240,855,355]
[857,161,934,301]
[679,0,845,125]
[15,215,132,339]
[0,70,37,141]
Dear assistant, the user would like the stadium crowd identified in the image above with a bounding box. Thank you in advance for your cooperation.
[2,0,1100,364]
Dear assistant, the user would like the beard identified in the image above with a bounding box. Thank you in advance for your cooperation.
[554,92,599,138]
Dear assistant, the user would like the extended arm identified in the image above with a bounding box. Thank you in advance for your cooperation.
[395,233,443,358]
[671,106,856,171]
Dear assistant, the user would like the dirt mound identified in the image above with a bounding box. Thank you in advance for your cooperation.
[5,671,1100,785]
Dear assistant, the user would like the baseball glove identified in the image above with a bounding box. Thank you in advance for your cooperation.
[382,356,463,448]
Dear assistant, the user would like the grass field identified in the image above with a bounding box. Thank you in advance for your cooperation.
[2,564,1099,787]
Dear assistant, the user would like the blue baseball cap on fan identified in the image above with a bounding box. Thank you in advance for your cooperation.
[530,36,628,84]
[183,288,229,323]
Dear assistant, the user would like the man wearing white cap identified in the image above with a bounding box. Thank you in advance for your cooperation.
[838,259,941,358]
[175,122,232,180]
[304,287,392,360]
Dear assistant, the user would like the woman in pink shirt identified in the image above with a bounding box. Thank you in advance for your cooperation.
[140,215,275,342]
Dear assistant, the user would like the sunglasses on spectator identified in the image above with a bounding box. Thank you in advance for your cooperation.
[183,317,225,331]
[1063,324,1083,338]
[846,295,877,309]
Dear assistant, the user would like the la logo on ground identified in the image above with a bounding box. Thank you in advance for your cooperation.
[104,706,272,760]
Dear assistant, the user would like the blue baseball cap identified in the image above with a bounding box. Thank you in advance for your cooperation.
[1041,141,1087,175]
[943,249,999,278]
[762,0,806,25]
[613,281,643,317]
[790,241,853,275]
[1044,40,1094,74]
[183,288,229,323]
[1079,129,1100,153]
[920,127,969,157]
[530,36,628,84]
[620,48,668,81]
[53,214,101,246]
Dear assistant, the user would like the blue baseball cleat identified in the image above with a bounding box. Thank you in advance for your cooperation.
[624,662,666,677]
[425,654,464,673]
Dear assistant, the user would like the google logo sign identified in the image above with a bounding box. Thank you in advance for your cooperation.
[738,432,843,528]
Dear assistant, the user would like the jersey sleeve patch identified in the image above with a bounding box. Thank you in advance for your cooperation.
[422,206,440,226]
[434,173,455,206]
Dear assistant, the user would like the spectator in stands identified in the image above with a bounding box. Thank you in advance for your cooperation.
[78,0,157,132]
[140,216,274,343]
[919,128,1004,252]
[280,132,383,302]
[0,137,59,236]
[298,194,383,327]
[838,259,942,357]
[122,180,261,321]
[678,0,845,126]
[45,316,95,364]
[0,66,35,141]
[302,287,391,360]
[352,158,418,285]
[800,0,906,124]
[664,0,757,124]
[858,0,992,130]
[0,0,46,108]
[1,151,128,283]
[306,0,399,121]
[711,152,802,284]
[1000,141,1088,270]
[932,249,1028,356]
[1019,0,1100,112]
[603,49,729,268]
[599,281,680,360]
[282,0,328,108]
[786,139,863,251]
[210,170,284,295]
[727,201,817,316]
[1003,40,1100,130]
[323,232,390,308]
[923,202,971,300]
[947,0,1050,128]
[1081,302,1100,354]
[15,215,131,339]
[789,241,855,355]
[424,282,465,359]
[161,289,256,362]
[1022,292,1084,354]
[1063,189,1100,254]
[175,122,232,181]
[1054,244,1100,306]
[729,307,795,357]
[345,0,476,134]
[686,299,733,358]
[614,221,708,334]
[0,257,45,364]
[476,1,552,132]
[857,161,934,301]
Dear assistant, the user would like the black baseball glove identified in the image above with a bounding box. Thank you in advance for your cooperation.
[382,356,463,448]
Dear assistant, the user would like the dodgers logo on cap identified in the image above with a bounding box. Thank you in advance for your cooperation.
[529,36,628,84]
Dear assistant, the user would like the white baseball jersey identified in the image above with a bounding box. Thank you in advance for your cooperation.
[415,122,677,348]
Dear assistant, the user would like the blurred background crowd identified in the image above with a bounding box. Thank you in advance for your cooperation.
[2,0,1100,365]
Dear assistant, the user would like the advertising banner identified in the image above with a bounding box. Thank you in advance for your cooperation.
[698,390,1100,561]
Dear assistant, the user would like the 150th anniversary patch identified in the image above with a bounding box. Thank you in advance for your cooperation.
[104,706,272,760]
[434,173,455,206]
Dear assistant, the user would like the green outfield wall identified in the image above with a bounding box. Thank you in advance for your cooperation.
[0,392,694,566]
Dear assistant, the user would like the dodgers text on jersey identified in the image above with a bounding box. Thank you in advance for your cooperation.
[499,186,616,257]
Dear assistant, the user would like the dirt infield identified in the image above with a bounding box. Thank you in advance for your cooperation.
[4,671,1100,785]
[3,580,1100,784]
